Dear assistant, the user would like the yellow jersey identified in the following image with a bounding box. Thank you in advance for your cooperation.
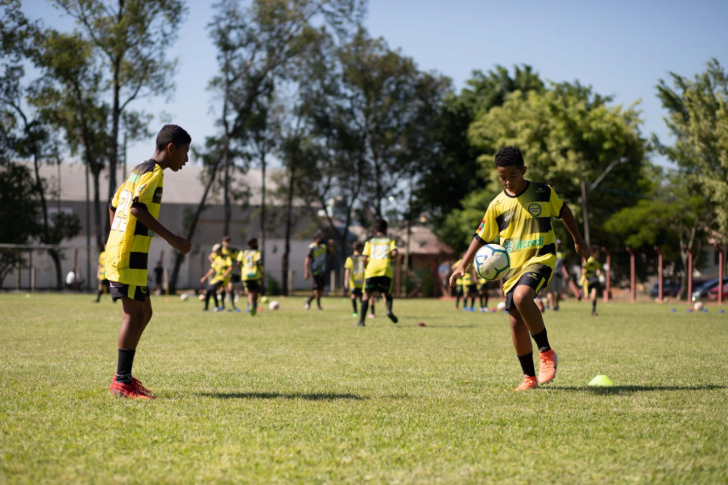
[98,251,106,279]
[582,256,602,283]
[238,249,262,281]
[210,255,233,285]
[363,236,396,279]
[462,271,474,288]
[344,254,366,289]
[475,181,564,294]
[105,160,164,286]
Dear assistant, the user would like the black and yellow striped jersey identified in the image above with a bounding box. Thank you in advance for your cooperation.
[475,181,564,294]
[238,249,261,281]
[363,237,396,279]
[222,247,241,275]
[210,255,233,284]
[105,160,164,286]
[308,243,328,276]
[344,254,366,289]
[582,256,602,282]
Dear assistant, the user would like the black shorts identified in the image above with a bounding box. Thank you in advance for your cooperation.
[101,279,110,288]
[454,286,464,297]
[466,284,478,297]
[365,276,393,295]
[244,280,260,292]
[230,274,242,283]
[312,273,326,291]
[350,287,363,297]
[207,280,224,292]
[504,264,553,311]
[587,278,603,296]
[109,281,149,303]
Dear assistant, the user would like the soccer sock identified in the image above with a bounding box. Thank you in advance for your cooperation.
[317,296,322,309]
[370,300,375,315]
[351,298,357,313]
[116,349,136,384]
[592,299,597,313]
[205,289,213,310]
[212,292,219,308]
[96,290,102,302]
[220,290,226,309]
[230,292,237,309]
[531,328,551,353]
[307,294,315,305]
[455,295,460,309]
[517,352,536,377]
[479,295,484,308]
[386,296,393,314]
[484,294,489,308]
[359,300,369,324]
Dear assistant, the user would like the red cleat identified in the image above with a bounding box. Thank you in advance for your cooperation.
[110,375,156,399]
[514,375,538,391]
[538,349,559,385]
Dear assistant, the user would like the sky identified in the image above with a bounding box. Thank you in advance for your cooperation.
[21,0,728,169]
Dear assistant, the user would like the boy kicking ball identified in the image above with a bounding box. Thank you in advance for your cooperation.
[451,146,590,391]
[105,125,192,399]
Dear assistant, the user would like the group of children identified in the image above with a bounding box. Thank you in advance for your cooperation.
[101,122,600,398]
[201,235,262,315]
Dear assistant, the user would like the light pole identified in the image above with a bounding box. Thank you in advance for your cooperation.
[580,157,628,247]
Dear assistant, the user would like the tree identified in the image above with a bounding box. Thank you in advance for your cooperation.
[52,0,186,223]
[656,58,728,236]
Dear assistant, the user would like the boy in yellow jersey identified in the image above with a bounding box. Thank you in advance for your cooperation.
[358,219,398,327]
[304,232,334,310]
[222,235,242,312]
[451,259,465,310]
[451,146,589,391]
[477,276,489,312]
[201,244,233,312]
[106,125,192,399]
[93,245,110,303]
[345,241,375,318]
[462,267,478,311]
[545,240,566,311]
[582,246,603,316]
[238,237,263,316]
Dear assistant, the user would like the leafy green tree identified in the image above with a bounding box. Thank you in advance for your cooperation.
[656,58,728,236]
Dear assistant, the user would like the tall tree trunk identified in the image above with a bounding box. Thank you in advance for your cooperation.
[259,148,267,285]
[282,164,296,296]
[32,154,63,289]
[91,166,103,251]
[222,132,231,236]
[108,58,121,238]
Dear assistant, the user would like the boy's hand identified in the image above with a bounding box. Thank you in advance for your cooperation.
[449,266,466,287]
[170,235,192,255]
[200,276,206,284]
[575,240,591,259]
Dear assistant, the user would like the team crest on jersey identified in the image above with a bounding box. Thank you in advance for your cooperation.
[528,203,542,217]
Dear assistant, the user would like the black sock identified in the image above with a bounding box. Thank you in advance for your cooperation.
[531,328,551,353]
[116,349,136,384]
[592,299,597,313]
[220,291,226,309]
[96,290,102,302]
[307,295,315,305]
[386,296,393,314]
[456,296,460,309]
[317,297,322,309]
[230,293,237,309]
[205,289,213,310]
[351,298,357,313]
[370,300,375,315]
[517,352,536,377]
[212,292,219,308]
[359,300,369,324]
[484,294,489,308]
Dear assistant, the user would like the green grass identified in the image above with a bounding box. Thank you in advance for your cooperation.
[1,294,727,484]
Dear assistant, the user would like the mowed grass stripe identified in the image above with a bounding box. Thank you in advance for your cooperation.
[1,294,726,483]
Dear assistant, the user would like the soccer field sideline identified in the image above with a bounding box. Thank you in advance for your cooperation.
[2,294,727,483]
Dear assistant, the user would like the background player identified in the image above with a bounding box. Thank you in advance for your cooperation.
[201,243,233,312]
[582,246,603,316]
[153,260,164,296]
[477,275,489,312]
[451,259,464,310]
[222,235,242,312]
[358,219,398,327]
[239,237,263,316]
[106,124,192,399]
[304,232,333,310]
[93,245,109,303]
[545,240,565,311]
[344,241,367,318]
[462,267,478,311]
[450,146,590,391]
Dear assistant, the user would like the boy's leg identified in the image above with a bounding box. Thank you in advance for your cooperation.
[511,284,558,385]
[249,289,257,316]
[384,290,398,324]
[315,288,323,310]
[369,295,375,317]
[591,287,598,315]
[358,292,370,326]
[351,293,358,315]
[507,303,538,391]
[111,294,155,398]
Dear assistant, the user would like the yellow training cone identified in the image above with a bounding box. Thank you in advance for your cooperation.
[588,375,614,386]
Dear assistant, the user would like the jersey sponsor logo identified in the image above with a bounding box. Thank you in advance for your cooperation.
[528,203,542,217]
[502,236,544,252]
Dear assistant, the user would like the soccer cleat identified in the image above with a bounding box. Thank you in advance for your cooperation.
[304,302,310,310]
[356,322,365,327]
[538,349,558,385]
[469,307,475,312]
[351,312,358,318]
[213,307,224,312]
[386,312,398,324]
[368,313,376,319]
[317,307,323,311]
[109,375,155,399]
[250,306,256,316]
[591,311,598,317]
[514,375,538,391]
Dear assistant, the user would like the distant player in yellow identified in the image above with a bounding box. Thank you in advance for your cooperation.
[358,219,398,327]
[201,243,233,312]
[304,232,334,310]
[222,235,242,312]
[105,125,192,399]
[477,276,489,313]
[345,241,375,318]
[238,237,263,316]
[451,146,589,391]
[451,259,465,310]
[93,245,110,303]
[581,247,603,316]
[462,267,478,311]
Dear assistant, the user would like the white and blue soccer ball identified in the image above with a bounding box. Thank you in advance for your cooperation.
[474,244,510,281]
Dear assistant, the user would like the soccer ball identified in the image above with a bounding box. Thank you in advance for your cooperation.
[496,301,506,311]
[198,293,206,301]
[473,244,510,281]
[694,301,704,312]
[180,293,189,301]
[269,301,279,310]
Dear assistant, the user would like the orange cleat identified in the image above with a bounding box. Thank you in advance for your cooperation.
[110,375,156,399]
[514,375,538,391]
[538,349,559,385]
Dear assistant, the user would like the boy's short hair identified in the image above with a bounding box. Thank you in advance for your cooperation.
[353,241,364,251]
[494,146,525,168]
[248,237,258,248]
[156,124,191,151]
[375,219,388,234]
[222,235,231,243]
[313,231,323,242]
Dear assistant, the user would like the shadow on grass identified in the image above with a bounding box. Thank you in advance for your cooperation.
[200,391,367,401]
[556,384,726,394]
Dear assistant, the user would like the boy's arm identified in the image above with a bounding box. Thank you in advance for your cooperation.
[559,205,590,259]
[450,237,485,287]
[130,206,191,255]
[304,256,311,279]
[108,207,115,227]
[200,268,214,283]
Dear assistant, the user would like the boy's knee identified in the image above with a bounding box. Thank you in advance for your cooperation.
[512,290,530,308]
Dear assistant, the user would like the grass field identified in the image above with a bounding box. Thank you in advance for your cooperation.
[2,293,727,484]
